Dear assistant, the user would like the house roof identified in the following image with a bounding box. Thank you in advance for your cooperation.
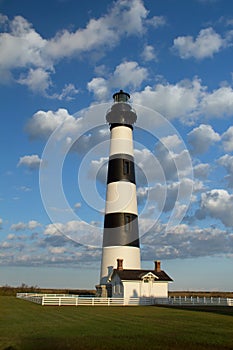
[110,269,173,282]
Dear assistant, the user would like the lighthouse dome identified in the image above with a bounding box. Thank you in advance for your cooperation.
[106,101,137,125]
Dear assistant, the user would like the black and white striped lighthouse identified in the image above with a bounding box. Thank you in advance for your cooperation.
[100,90,141,285]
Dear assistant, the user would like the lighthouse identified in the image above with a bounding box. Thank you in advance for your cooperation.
[96,90,173,300]
[99,90,141,287]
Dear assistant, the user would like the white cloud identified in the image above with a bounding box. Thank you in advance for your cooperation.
[135,148,162,185]
[71,126,109,155]
[218,154,233,187]
[141,44,156,61]
[54,83,79,101]
[0,223,102,266]
[201,86,233,118]
[135,145,192,191]
[44,223,64,236]
[0,15,48,71]
[18,186,32,192]
[221,126,233,152]
[0,0,149,95]
[74,202,81,209]
[2,218,232,265]
[46,0,148,60]
[0,218,2,229]
[25,76,233,139]
[17,154,42,169]
[194,163,210,179]
[141,223,231,259]
[18,69,78,98]
[49,246,66,254]
[88,157,108,183]
[0,241,12,249]
[132,77,204,121]
[17,68,52,93]
[44,220,102,247]
[114,0,148,35]
[10,220,41,231]
[7,233,16,240]
[173,27,224,59]
[187,124,220,155]
[197,189,233,227]
[88,61,148,100]
[154,142,192,180]
[139,178,194,213]
[87,78,109,101]
[146,15,167,28]
[113,61,148,89]
[132,78,233,123]
[25,108,77,140]
[0,14,8,26]
[159,134,182,150]
[28,220,41,230]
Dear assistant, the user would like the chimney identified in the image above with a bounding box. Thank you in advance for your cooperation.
[117,258,123,270]
[154,260,161,272]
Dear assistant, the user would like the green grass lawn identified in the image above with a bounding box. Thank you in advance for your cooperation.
[0,296,233,350]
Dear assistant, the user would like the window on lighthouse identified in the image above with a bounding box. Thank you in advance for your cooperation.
[123,160,130,175]
[125,214,131,231]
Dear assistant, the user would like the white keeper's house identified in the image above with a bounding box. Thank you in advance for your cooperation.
[107,259,172,299]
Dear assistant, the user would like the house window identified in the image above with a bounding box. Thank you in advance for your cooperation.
[116,284,121,294]
[123,160,130,175]
[144,278,149,283]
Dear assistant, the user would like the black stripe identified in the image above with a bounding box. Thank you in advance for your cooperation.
[107,157,135,184]
[110,123,133,130]
[103,213,140,247]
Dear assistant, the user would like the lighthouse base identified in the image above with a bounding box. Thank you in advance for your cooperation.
[100,246,141,285]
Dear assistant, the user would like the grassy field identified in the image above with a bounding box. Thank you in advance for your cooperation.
[0,297,233,350]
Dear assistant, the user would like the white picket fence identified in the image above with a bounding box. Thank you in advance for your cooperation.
[16,293,233,306]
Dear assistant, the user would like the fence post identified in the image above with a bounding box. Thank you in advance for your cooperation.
[42,296,44,306]
[92,298,94,306]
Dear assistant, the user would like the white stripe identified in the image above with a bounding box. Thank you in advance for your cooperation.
[110,126,134,156]
[105,181,138,215]
[100,246,141,283]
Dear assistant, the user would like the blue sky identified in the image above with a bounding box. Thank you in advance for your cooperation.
[1,0,233,290]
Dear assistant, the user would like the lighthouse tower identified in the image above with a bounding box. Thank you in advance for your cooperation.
[100,90,141,286]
